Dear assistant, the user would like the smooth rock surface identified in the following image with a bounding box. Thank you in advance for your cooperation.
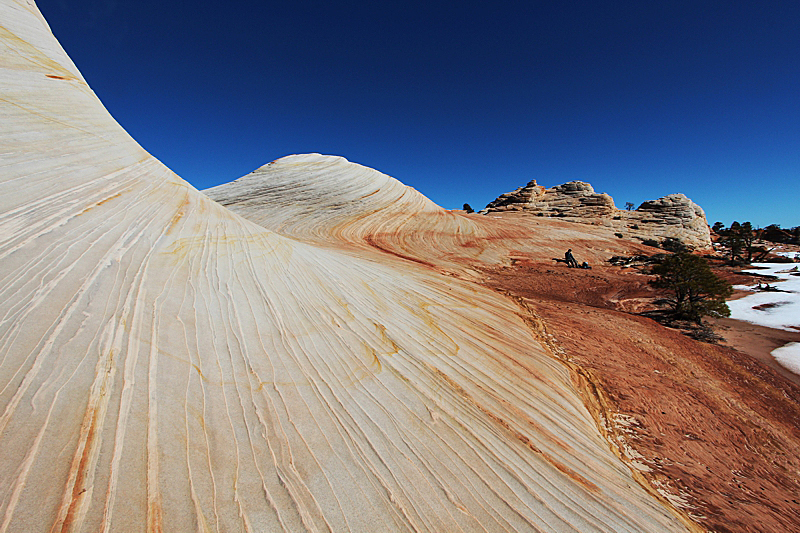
[0,2,691,532]
[205,158,662,278]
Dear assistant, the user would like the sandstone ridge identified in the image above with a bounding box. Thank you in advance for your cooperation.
[205,156,669,277]
[481,180,712,249]
[0,2,693,531]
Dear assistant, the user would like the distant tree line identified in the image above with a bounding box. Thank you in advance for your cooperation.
[712,221,799,264]
[713,221,800,244]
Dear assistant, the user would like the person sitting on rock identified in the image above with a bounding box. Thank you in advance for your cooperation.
[565,249,578,268]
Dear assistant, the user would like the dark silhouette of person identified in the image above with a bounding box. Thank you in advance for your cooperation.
[565,249,578,268]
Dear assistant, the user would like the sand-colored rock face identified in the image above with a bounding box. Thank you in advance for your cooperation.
[0,2,692,532]
[481,180,616,218]
[205,153,448,245]
[205,154,524,278]
[481,180,712,250]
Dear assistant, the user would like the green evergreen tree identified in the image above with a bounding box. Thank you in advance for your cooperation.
[722,221,743,262]
[762,224,784,242]
[739,222,757,262]
[650,253,733,323]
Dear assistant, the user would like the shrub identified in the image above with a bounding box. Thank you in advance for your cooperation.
[662,237,692,253]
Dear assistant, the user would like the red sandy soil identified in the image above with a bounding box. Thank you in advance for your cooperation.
[711,318,800,388]
[481,259,800,533]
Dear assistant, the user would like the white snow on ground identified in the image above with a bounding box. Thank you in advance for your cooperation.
[771,343,800,375]
[777,251,800,260]
[728,261,800,376]
[728,263,800,331]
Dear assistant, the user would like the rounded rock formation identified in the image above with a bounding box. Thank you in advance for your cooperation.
[482,181,712,250]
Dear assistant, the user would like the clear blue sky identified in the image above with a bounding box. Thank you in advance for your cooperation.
[37,0,799,228]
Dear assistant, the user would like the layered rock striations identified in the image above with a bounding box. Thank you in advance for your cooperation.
[205,154,531,277]
[481,180,712,250]
[0,2,692,532]
[204,158,800,533]
[205,158,674,276]
[205,153,449,247]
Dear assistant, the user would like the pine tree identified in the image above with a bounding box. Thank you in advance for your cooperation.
[739,222,757,262]
[650,253,733,323]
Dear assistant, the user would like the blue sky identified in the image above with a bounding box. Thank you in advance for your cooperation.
[37,0,799,228]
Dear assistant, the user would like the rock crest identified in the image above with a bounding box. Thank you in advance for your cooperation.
[481,180,712,249]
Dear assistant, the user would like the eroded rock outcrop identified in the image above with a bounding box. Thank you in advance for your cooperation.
[482,180,616,217]
[481,180,712,250]
[636,193,707,226]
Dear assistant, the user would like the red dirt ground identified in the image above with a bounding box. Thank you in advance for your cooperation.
[482,258,800,533]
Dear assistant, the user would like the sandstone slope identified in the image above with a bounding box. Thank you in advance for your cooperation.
[205,154,518,275]
[0,2,690,532]
[207,153,800,533]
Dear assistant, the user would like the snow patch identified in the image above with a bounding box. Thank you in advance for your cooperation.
[727,263,800,332]
[728,262,800,377]
[771,342,800,375]
[777,251,800,260]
